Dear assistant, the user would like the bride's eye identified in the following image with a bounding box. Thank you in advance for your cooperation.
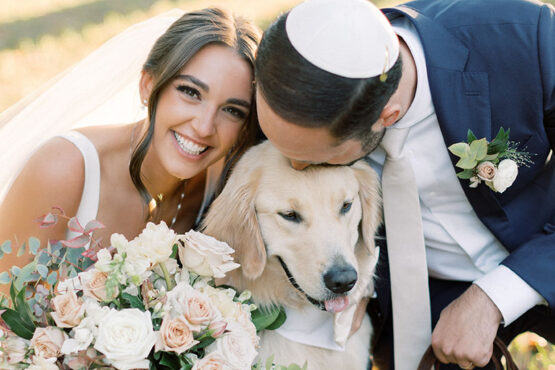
[340,201,352,215]
[223,106,247,120]
[177,85,200,100]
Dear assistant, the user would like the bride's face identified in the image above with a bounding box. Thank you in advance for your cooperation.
[146,44,253,180]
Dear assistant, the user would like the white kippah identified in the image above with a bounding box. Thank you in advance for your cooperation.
[286,0,400,79]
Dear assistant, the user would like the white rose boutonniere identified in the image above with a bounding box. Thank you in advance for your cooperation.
[448,127,533,193]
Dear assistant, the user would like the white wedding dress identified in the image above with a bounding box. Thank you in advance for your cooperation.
[0,10,223,237]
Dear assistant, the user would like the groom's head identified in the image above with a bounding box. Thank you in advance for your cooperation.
[255,0,402,169]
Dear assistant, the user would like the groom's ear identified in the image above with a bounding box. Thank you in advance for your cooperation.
[139,71,154,102]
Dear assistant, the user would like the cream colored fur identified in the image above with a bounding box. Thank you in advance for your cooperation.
[202,141,382,370]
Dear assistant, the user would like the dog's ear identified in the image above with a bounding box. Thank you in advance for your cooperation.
[201,161,266,279]
[352,160,382,252]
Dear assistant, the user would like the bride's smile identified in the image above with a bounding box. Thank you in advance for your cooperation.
[141,44,254,184]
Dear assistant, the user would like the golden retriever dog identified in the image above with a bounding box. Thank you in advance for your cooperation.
[202,141,381,370]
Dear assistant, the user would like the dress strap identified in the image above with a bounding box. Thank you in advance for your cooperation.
[58,131,101,244]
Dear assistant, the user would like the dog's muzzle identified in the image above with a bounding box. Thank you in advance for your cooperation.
[277,256,354,313]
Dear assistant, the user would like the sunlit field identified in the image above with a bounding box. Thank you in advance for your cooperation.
[0,0,553,367]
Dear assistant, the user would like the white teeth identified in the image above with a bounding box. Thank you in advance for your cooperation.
[173,132,207,155]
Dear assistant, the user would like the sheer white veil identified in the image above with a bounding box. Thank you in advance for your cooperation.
[0,9,184,202]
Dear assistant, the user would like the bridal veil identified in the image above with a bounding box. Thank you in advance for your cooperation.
[0,10,184,202]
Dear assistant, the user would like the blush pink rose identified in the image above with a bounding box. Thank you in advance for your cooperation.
[51,290,85,328]
[155,315,199,354]
[31,327,68,359]
[476,161,497,181]
[82,270,118,302]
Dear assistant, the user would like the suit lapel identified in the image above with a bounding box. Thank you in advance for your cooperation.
[385,6,508,223]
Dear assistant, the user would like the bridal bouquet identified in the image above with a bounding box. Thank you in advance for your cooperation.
[0,210,285,369]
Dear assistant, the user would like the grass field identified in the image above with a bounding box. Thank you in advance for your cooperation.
[0,0,553,367]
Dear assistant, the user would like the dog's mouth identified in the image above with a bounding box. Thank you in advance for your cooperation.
[277,256,350,313]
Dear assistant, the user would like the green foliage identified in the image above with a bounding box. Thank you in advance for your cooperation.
[253,355,308,370]
[488,127,510,154]
[121,292,145,310]
[251,306,286,332]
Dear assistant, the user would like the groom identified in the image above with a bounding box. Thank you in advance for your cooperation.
[254,0,555,368]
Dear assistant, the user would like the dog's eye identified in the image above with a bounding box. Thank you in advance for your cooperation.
[278,211,303,223]
[340,201,352,215]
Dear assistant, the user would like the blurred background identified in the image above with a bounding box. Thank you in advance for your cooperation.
[0,0,554,367]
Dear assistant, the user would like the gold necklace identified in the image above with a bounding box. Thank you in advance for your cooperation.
[148,182,187,229]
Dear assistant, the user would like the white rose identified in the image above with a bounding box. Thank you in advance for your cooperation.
[28,356,59,370]
[5,336,29,364]
[206,322,258,370]
[178,231,239,278]
[131,222,176,264]
[61,317,96,355]
[94,308,157,370]
[198,285,240,320]
[493,159,518,193]
[94,248,113,272]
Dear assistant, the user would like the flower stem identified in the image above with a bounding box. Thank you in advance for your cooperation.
[160,262,173,291]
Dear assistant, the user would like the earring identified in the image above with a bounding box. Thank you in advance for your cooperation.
[142,99,148,106]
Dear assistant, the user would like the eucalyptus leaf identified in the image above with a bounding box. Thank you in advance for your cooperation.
[28,237,40,255]
[17,242,26,257]
[1,240,12,254]
[37,265,48,279]
[14,261,36,292]
[447,142,470,158]
[456,152,478,170]
[47,271,58,286]
[469,138,488,161]
[0,272,11,284]
[0,250,3,259]
[483,153,499,161]
[456,169,475,179]
[10,266,20,276]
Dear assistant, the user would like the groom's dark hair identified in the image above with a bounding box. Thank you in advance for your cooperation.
[255,13,402,151]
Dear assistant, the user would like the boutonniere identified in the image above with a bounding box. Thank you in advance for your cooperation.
[448,127,534,193]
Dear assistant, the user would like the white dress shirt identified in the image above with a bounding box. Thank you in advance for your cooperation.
[367,17,544,325]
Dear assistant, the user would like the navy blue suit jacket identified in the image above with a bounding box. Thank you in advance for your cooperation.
[383,0,555,307]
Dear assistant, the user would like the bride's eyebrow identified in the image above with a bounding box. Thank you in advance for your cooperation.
[175,74,208,92]
[175,74,250,109]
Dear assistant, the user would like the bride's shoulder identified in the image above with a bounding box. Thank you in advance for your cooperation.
[6,136,86,218]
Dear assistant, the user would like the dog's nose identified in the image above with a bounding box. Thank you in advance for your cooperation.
[324,266,358,294]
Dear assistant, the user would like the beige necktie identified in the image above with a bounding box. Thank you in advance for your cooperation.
[381,127,432,369]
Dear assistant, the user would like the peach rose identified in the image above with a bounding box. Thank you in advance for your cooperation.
[192,352,227,370]
[166,282,216,331]
[31,327,68,359]
[155,315,199,354]
[82,269,118,302]
[51,290,85,328]
[476,161,497,181]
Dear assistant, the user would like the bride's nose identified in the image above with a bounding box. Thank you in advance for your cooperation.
[191,107,217,137]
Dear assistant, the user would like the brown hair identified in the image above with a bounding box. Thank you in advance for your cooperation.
[130,8,261,205]
[255,13,402,152]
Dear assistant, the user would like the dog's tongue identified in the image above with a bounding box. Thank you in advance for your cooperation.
[324,296,349,313]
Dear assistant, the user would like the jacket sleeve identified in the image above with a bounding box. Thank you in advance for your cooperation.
[502,3,555,307]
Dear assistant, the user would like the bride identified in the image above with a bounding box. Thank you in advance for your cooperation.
[0,8,261,273]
